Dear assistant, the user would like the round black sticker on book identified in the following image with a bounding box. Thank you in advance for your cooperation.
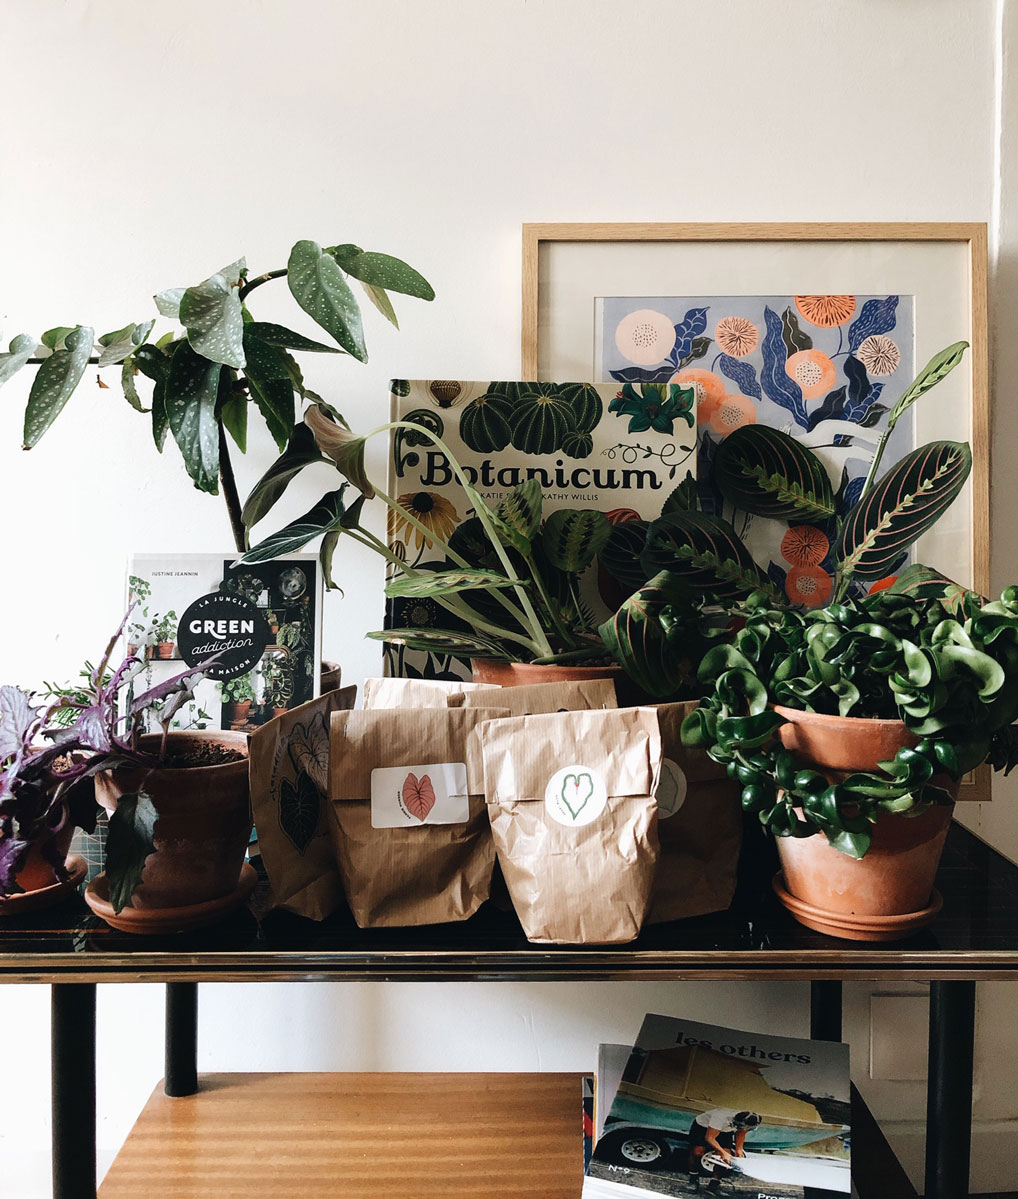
[176,592,270,680]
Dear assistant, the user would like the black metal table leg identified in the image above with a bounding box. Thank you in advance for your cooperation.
[925,979,975,1199]
[810,979,843,1041]
[52,983,97,1199]
[165,981,199,1097]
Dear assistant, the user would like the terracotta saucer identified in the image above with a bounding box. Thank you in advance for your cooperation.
[84,862,258,934]
[772,871,943,942]
[0,855,88,916]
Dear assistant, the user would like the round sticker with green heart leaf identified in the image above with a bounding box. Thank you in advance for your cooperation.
[544,764,608,828]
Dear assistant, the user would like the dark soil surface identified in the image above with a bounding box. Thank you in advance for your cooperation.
[155,741,247,767]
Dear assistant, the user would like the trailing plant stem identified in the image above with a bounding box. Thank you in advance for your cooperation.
[218,422,247,553]
[237,267,288,303]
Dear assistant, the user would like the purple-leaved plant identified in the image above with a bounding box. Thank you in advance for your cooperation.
[0,609,215,897]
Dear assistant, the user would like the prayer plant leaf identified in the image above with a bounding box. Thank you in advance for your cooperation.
[888,341,968,426]
[164,342,222,493]
[22,325,94,448]
[179,259,246,369]
[287,240,366,361]
[837,441,973,580]
[642,510,778,601]
[237,487,348,564]
[365,627,508,658]
[714,425,835,522]
[105,791,158,915]
[541,509,611,574]
[599,571,695,699]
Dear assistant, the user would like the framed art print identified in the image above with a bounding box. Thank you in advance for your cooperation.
[522,222,990,798]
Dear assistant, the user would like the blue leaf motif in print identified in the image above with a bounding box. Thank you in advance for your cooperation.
[610,364,675,384]
[768,561,788,592]
[842,355,885,421]
[718,353,763,400]
[669,306,709,365]
[840,474,865,514]
[760,306,808,427]
[807,386,846,432]
[847,296,899,353]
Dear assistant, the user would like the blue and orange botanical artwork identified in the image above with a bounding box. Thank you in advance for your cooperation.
[599,295,915,606]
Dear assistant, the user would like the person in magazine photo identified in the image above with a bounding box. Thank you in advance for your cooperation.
[687,1110,762,1192]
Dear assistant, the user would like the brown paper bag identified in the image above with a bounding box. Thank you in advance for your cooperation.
[480,707,661,945]
[248,685,357,920]
[647,701,743,924]
[459,677,618,715]
[361,677,498,709]
[328,705,509,927]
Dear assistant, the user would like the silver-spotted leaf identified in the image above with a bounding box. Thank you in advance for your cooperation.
[179,260,246,369]
[164,342,222,493]
[287,240,366,361]
[97,320,155,367]
[0,334,36,388]
[22,325,94,448]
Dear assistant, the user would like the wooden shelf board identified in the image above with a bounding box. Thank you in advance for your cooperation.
[98,1072,584,1198]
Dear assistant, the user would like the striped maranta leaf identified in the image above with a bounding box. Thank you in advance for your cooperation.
[714,425,835,522]
[385,569,517,599]
[542,509,611,573]
[641,510,778,600]
[837,441,972,580]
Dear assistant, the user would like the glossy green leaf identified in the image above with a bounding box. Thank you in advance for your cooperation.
[243,322,342,354]
[385,569,517,599]
[887,564,979,613]
[179,259,246,369]
[164,342,222,493]
[320,528,341,591]
[105,791,157,914]
[22,325,94,448]
[242,328,295,451]
[542,509,611,573]
[598,570,694,698]
[237,487,348,564]
[714,425,835,522]
[0,333,36,388]
[287,240,366,360]
[220,392,248,453]
[97,319,155,367]
[329,245,435,300]
[241,424,326,531]
[837,440,973,580]
[642,510,775,600]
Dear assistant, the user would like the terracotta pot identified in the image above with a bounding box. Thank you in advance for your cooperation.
[11,822,76,892]
[470,657,624,691]
[771,707,955,939]
[156,641,175,660]
[223,699,252,723]
[320,661,342,694]
[271,706,289,719]
[93,731,251,912]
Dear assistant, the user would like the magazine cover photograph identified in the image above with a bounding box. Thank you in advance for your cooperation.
[586,1014,850,1198]
[126,553,323,733]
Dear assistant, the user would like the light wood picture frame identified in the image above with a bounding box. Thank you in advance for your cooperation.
[522,222,990,799]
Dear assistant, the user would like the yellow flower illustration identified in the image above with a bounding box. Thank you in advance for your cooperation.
[389,491,460,549]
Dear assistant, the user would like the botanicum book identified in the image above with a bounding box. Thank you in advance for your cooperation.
[584,1014,850,1199]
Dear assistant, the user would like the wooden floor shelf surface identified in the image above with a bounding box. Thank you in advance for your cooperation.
[98,1072,583,1198]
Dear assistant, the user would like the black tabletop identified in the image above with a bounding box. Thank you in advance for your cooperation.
[1,820,1016,983]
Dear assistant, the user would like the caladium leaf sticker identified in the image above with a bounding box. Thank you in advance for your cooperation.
[278,769,321,854]
[402,772,436,821]
[560,771,594,821]
[287,712,330,794]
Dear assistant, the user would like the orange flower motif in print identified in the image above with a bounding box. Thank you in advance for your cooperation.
[785,349,837,399]
[389,491,460,549]
[793,295,857,328]
[785,565,833,607]
[780,525,829,567]
[669,368,726,423]
[857,334,901,376]
[708,394,756,437]
[714,315,759,357]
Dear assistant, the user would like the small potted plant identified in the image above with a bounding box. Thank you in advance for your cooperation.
[0,613,247,929]
[153,609,178,659]
[240,407,625,687]
[219,672,255,725]
[682,584,1018,939]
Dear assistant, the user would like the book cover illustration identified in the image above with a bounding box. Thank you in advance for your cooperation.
[385,379,696,681]
[127,554,322,733]
[585,1015,850,1198]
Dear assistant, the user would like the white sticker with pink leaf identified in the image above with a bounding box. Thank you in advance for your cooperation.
[370,762,469,828]
[544,764,608,828]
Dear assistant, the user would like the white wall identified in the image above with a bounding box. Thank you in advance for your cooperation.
[1,1,1016,1194]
